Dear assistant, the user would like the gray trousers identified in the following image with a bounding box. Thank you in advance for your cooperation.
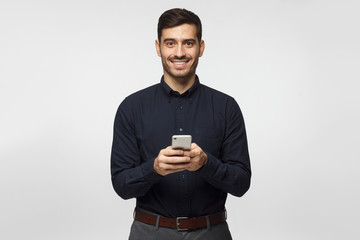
[128,219,233,240]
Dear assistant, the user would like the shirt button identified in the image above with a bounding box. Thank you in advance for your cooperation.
[179,106,183,110]
[179,128,183,132]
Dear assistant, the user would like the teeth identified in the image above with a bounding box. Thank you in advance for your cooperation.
[174,62,185,65]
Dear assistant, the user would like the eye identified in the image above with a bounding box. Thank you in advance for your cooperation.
[166,41,175,47]
[185,42,193,47]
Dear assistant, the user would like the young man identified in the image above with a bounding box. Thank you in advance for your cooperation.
[111,8,251,239]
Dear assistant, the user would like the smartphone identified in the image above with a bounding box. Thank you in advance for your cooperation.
[172,135,192,150]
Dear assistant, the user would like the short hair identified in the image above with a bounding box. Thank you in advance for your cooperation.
[157,8,202,42]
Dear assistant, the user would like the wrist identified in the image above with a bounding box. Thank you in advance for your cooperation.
[202,152,208,166]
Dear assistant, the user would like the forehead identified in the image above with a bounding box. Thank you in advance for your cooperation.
[161,23,198,42]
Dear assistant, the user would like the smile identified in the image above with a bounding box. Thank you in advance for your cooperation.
[170,60,190,68]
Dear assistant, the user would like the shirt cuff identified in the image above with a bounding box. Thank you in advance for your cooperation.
[140,157,163,183]
[197,152,220,178]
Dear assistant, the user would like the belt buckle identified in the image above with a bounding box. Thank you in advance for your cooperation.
[176,217,189,231]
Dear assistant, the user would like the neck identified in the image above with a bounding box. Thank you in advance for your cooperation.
[163,73,196,94]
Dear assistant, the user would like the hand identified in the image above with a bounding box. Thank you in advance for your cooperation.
[183,143,208,171]
[154,146,190,176]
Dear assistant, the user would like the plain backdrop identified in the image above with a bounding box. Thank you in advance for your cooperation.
[1,0,359,239]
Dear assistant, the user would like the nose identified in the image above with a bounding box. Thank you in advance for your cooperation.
[175,44,185,58]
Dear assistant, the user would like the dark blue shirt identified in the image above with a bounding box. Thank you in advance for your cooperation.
[111,76,251,218]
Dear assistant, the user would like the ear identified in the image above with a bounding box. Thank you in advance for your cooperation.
[155,40,161,57]
[199,40,205,57]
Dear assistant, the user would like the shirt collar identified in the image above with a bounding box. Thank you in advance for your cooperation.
[160,75,200,97]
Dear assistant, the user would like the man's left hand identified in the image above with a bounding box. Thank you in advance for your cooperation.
[183,143,208,171]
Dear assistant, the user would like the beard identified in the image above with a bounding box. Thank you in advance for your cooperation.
[161,54,199,83]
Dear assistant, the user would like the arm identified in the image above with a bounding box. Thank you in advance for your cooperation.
[186,98,251,197]
[111,99,192,199]
[111,100,162,199]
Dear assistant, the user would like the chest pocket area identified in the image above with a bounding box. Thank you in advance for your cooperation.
[193,126,223,158]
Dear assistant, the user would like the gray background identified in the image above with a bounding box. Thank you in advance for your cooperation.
[1,0,359,239]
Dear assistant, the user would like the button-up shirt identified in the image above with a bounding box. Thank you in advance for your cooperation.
[111,76,251,218]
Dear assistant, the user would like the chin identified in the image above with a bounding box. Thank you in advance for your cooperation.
[172,73,193,81]
[163,63,196,82]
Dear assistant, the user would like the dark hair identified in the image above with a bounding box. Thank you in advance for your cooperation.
[157,8,202,42]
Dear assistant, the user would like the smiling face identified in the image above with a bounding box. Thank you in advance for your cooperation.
[156,24,205,86]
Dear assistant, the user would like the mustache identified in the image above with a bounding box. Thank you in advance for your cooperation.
[169,56,192,61]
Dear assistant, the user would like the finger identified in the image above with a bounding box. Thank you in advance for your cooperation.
[159,162,189,171]
[190,143,198,149]
[163,148,184,156]
[190,149,201,158]
[182,150,191,157]
[159,156,190,164]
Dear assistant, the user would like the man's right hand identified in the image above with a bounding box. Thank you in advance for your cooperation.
[154,146,190,176]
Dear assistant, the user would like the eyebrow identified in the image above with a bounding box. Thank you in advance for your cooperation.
[184,39,196,43]
[163,38,197,43]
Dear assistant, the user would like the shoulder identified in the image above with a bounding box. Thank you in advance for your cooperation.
[199,83,243,119]
[199,83,237,104]
[123,83,160,103]
[118,83,161,111]
[115,83,160,117]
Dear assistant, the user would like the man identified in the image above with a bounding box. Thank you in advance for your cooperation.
[111,8,251,240]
